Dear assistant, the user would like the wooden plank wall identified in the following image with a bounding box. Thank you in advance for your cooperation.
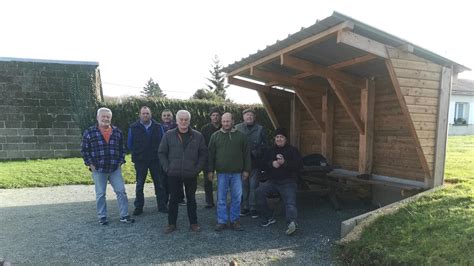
[299,90,323,156]
[388,48,441,177]
[372,77,425,181]
[333,87,360,171]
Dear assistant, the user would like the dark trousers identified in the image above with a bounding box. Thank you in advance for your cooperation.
[134,160,167,210]
[168,175,197,225]
[203,172,214,205]
[256,180,297,223]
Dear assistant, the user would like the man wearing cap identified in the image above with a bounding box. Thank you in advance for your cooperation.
[208,112,251,231]
[200,107,221,209]
[235,108,267,218]
[256,128,303,236]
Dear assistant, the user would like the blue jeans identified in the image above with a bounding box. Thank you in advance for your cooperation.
[217,173,242,224]
[133,160,167,210]
[242,169,259,211]
[92,167,129,218]
[256,180,297,223]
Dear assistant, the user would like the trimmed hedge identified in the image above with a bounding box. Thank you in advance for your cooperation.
[103,97,274,144]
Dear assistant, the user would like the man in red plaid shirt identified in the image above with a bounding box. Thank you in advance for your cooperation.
[81,107,134,225]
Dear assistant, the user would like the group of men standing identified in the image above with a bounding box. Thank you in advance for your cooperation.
[81,106,302,236]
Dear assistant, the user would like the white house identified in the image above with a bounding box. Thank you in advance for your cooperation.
[448,79,474,135]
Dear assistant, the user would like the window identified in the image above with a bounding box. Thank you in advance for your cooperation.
[454,102,469,125]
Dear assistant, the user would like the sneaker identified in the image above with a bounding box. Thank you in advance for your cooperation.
[231,221,244,231]
[119,215,135,224]
[214,223,227,231]
[165,225,176,234]
[286,221,297,236]
[240,209,250,217]
[190,224,201,232]
[249,210,259,219]
[205,204,215,209]
[260,218,276,227]
[179,199,186,206]
[99,217,108,225]
[133,208,143,216]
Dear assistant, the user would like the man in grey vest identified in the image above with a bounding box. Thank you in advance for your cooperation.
[235,108,267,218]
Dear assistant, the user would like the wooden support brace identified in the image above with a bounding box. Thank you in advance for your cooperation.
[359,78,375,174]
[294,87,325,132]
[257,91,280,129]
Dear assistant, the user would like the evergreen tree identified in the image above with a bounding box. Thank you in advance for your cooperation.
[191,88,222,101]
[141,78,166,98]
[206,55,228,100]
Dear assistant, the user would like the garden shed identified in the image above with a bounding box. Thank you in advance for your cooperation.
[223,12,470,205]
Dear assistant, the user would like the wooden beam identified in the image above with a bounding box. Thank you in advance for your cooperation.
[294,87,325,132]
[321,89,334,164]
[227,76,292,98]
[251,68,327,91]
[337,30,388,59]
[329,54,378,69]
[398,44,414,53]
[257,91,280,129]
[327,79,365,134]
[385,59,432,181]
[227,21,354,76]
[359,78,375,174]
[433,67,452,187]
[281,54,366,88]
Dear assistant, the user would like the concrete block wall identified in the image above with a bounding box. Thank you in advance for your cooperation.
[0,58,101,160]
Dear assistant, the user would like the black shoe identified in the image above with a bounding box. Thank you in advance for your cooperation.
[240,209,250,217]
[133,208,143,216]
[99,217,108,225]
[249,210,259,219]
[205,204,215,209]
[120,215,135,224]
[261,218,276,227]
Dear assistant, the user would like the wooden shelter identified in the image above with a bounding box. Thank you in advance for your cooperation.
[223,12,469,203]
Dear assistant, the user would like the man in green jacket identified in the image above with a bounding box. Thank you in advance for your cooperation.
[208,112,251,231]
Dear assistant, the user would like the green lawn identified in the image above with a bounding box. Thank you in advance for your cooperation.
[0,155,137,188]
[337,135,474,265]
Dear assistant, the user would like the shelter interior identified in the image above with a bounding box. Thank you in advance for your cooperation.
[223,12,469,204]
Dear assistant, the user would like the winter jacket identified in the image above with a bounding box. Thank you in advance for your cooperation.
[262,143,303,183]
[208,128,251,174]
[235,122,267,168]
[158,128,207,178]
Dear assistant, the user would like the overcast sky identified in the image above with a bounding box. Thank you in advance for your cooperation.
[1,0,472,103]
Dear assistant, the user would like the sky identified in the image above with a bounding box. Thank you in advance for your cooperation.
[1,0,473,104]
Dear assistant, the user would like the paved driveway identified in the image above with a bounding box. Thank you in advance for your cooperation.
[0,184,370,264]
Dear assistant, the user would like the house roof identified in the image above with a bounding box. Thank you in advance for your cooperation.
[223,11,470,75]
[0,57,99,66]
[453,79,474,96]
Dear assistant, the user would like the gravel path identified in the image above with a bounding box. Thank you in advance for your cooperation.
[0,184,371,264]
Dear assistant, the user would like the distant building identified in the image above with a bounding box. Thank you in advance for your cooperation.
[0,57,102,160]
[449,78,474,135]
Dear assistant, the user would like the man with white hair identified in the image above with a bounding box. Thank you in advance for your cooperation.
[158,110,207,233]
[81,107,134,225]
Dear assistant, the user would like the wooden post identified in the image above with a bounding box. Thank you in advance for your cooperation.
[433,67,452,187]
[321,89,334,164]
[359,78,375,174]
[290,94,301,149]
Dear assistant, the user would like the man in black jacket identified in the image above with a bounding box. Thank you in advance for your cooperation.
[158,110,208,234]
[128,106,168,216]
[200,107,221,208]
[256,128,303,236]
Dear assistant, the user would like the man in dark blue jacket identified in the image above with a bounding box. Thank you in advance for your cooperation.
[128,106,168,216]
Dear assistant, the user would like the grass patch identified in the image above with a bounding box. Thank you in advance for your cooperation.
[0,155,136,188]
[337,135,474,265]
